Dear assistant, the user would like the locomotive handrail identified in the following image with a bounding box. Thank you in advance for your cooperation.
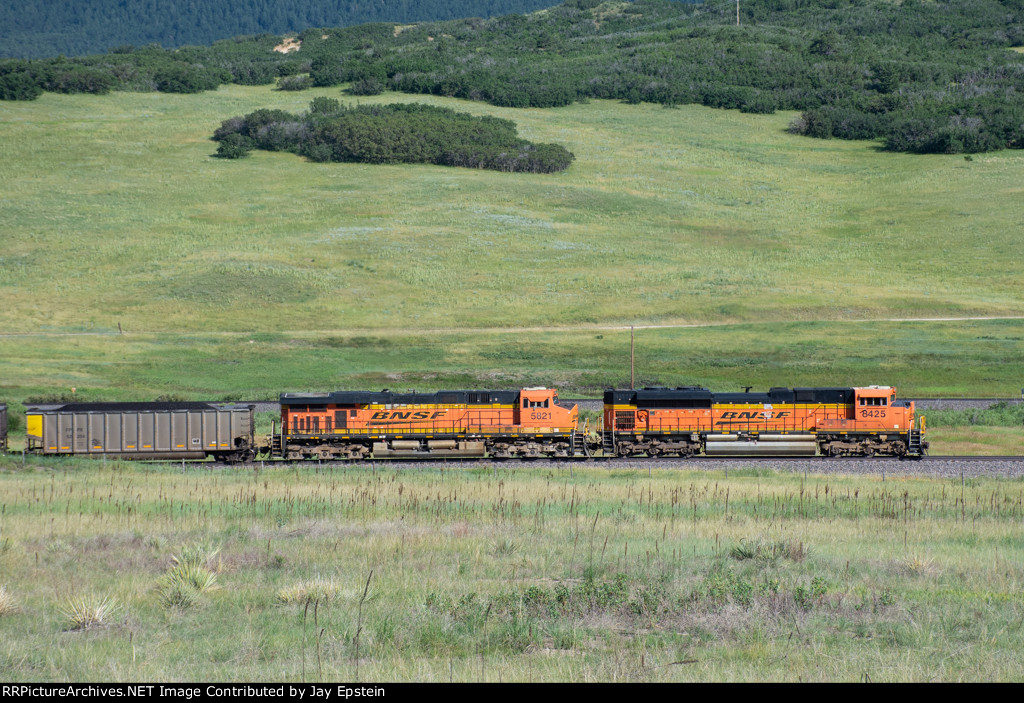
[283,408,576,437]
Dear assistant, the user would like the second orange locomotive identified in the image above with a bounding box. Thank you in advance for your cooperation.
[276,387,582,459]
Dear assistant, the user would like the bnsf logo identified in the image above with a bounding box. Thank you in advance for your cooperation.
[371,411,448,420]
[720,411,790,419]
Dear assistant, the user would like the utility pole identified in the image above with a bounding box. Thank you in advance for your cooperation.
[630,326,635,389]
[737,0,740,26]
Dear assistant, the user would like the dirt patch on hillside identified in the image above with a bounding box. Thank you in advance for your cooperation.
[273,37,301,54]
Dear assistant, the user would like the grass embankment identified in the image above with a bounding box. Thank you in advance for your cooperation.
[1,320,1023,401]
[929,427,1023,456]
[0,461,1022,681]
[925,404,1024,456]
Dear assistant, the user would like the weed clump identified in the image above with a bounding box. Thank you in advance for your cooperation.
[0,586,17,616]
[276,577,342,605]
[157,542,221,610]
[729,537,807,564]
[61,595,119,630]
[900,555,939,577]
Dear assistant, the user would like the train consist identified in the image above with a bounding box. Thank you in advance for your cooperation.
[14,383,928,461]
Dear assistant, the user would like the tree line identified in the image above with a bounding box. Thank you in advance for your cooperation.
[0,0,560,60]
[3,1,1023,154]
[212,99,576,173]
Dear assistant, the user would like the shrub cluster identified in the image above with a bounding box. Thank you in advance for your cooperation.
[924,401,1024,428]
[212,100,575,173]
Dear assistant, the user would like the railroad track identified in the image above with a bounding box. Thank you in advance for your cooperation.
[160,455,1024,475]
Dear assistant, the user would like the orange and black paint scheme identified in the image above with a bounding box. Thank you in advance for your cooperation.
[275,387,581,459]
[602,386,927,458]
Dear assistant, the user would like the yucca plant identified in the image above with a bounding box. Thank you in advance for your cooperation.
[158,563,219,610]
[158,544,221,611]
[0,586,17,617]
[61,595,119,630]
[171,542,220,570]
[276,577,341,605]
[170,563,219,593]
[158,580,201,610]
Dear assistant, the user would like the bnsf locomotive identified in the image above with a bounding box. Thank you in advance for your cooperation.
[275,387,582,459]
[15,383,927,461]
[602,385,925,458]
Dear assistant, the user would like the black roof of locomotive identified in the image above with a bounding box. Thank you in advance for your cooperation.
[604,387,856,405]
[281,389,522,406]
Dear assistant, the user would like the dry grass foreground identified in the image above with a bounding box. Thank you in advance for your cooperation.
[1,459,1022,681]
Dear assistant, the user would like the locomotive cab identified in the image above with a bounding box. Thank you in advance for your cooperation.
[851,386,912,429]
[815,385,925,457]
[518,387,577,429]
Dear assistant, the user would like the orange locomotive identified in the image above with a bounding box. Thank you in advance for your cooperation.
[602,385,927,458]
[274,387,582,459]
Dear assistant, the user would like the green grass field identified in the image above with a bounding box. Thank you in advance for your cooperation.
[1,85,1022,401]
[2,319,1024,401]
[1,459,1023,681]
[930,427,1024,456]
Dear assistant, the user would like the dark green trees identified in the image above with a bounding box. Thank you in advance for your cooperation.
[212,101,575,172]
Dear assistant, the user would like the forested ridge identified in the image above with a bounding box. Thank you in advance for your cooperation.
[3,0,1023,154]
[0,0,560,60]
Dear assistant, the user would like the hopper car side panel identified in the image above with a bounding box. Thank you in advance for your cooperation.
[25,403,255,461]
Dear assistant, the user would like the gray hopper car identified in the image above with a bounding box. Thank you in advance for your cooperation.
[25,402,255,461]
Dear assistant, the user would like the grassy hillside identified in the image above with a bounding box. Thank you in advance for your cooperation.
[1,84,1023,402]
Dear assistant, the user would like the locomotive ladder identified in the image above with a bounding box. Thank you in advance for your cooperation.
[601,430,616,457]
[907,428,924,456]
[571,429,591,458]
[907,415,926,457]
[270,432,283,459]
